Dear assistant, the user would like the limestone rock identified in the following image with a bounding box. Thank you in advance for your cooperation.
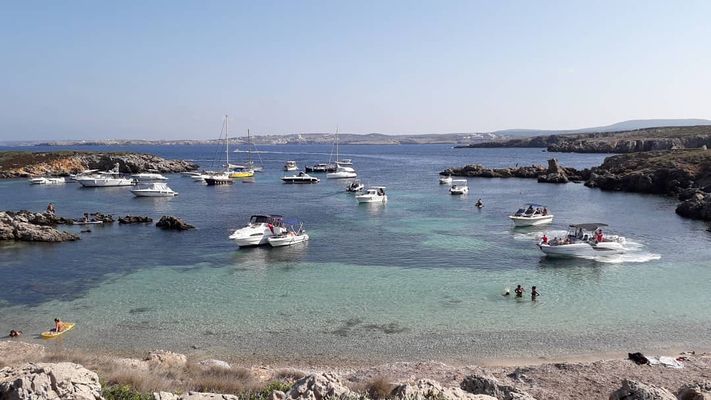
[677,381,711,400]
[146,350,187,368]
[608,379,675,400]
[392,379,497,400]
[0,212,80,242]
[0,362,102,400]
[284,373,352,400]
[156,216,195,231]
[118,215,153,224]
[461,374,536,400]
[198,359,231,370]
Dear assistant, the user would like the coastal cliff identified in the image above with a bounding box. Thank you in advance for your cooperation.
[458,125,711,154]
[0,151,199,178]
[442,149,711,221]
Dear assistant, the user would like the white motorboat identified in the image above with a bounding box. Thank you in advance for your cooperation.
[346,180,364,192]
[76,164,135,187]
[449,180,468,195]
[306,163,336,173]
[439,175,453,185]
[336,158,353,166]
[538,223,626,258]
[509,203,554,227]
[131,172,168,182]
[282,171,320,184]
[356,186,388,203]
[327,164,357,179]
[204,171,233,185]
[283,161,298,171]
[29,177,67,185]
[69,169,99,183]
[267,220,309,247]
[130,182,178,197]
[229,215,286,247]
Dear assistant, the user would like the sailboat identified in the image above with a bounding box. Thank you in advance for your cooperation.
[204,115,234,186]
[326,128,357,179]
[244,129,263,172]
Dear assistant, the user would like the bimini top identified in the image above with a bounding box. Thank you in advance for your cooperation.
[569,223,608,230]
[451,179,468,185]
[250,215,284,224]
[523,203,547,208]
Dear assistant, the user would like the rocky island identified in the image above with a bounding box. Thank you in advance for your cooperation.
[442,149,711,221]
[0,151,199,179]
[458,125,711,154]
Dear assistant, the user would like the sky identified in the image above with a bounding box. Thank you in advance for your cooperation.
[1,0,711,140]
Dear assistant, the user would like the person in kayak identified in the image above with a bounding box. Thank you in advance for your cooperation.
[51,318,64,333]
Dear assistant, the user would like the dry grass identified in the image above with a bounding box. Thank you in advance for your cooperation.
[348,376,395,400]
[273,368,306,382]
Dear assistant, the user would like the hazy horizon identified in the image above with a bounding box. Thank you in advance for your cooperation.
[2,1,711,140]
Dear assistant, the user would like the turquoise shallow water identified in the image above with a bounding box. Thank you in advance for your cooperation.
[1,144,710,364]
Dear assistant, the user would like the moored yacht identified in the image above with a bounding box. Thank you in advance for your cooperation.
[509,204,554,227]
[131,172,168,182]
[283,161,298,171]
[130,182,178,197]
[439,175,453,185]
[29,177,67,185]
[282,171,320,184]
[538,223,626,258]
[305,163,337,173]
[204,171,233,185]
[449,180,468,195]
[326,164,357,179]
[76,164,135,187]
[346,180,364,192]
[356,186,387,203]
[229,215,285,247]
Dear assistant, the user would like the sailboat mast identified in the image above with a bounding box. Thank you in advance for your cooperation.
[335,127,339,163]
[225,114,229,167]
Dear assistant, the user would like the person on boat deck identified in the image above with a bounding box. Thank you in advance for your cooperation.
[541,234,548,244]
[514,285,525,298]
[9,329,22,337]
[51,318,64,333]
[82,213,89,223]
[531,286,540,300]
[595,229,604,242]
[377,188,384,195]
[526,205,534,214]
[542,208,548,215]
[46,203,55,215]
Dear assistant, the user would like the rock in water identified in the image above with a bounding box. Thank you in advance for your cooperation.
[609,379,676,400]
[118,215,153,224]
[460,374,537,400]
[392,379,497,400]
[156,216,195,231]
[0,211,79,242]
[284,373,353,400]
[0,362,102,400]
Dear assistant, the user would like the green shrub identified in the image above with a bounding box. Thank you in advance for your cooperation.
[102,384,153,400]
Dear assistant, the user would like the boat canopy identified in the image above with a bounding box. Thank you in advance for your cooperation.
[569,223,609,230]
[523,203,547,208]
[250,215,283,224]
[451,179,467,185]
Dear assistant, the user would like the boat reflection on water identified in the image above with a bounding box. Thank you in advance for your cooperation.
[229,241,310,269]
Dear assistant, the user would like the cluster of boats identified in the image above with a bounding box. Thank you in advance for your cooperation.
[229,215,309,248]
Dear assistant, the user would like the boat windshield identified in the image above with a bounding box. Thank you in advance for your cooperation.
[250,215,283,225]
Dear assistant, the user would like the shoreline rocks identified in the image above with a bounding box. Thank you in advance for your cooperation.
[119,215,153,224]
[0,151,199,179]
[441,158,589,184]
[0,211,79,242]
[0,362,102,400]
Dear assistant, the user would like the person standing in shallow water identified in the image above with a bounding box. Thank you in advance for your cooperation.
[514,285,524,297]
[531,286,540,300]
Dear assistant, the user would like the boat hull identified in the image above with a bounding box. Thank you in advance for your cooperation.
[204,177,233,185]
[131,190,178,197]
[356,195,387,203]
[282,178,319,184]
[449,188,468,195]
[510,215,554,227]
[327,172,357,179]
[77,178,134,187]
[268,233,309,247]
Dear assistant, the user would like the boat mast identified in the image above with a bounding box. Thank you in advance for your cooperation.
[335,127,339,164]
[225,114,229,168]
[248,129,252,165]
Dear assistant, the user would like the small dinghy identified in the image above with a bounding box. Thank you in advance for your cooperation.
[267,219,309,247]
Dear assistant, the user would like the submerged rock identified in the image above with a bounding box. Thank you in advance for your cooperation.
[608,379,676,400]
[0,362,102,400]
[156,216,195,231]
[118,215,153,224]
[284,373,353,400]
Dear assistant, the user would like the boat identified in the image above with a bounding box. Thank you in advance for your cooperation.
[439,175,453,185]
[69,169,99,183]
[356,186,388,203]
[326,129,358,178]
[509,204,553,227]
[538,223,626,258]
[244,129,264,172]
[283,161,298,171]
[267,219,309,247]
[449,180,468,195]
[305,163,337,173]
[228,166,255,179]
[229,215,285,247]
[130,182,178,197]
[75,163,135,187]
[336,158,353,166]
[41,322,76,339]
[205,115,235,186]
[346,180,364,192]
[282,171,320,184]
[131,172,168,182]
[29,177,67,185]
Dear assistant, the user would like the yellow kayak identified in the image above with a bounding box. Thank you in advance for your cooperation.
[41,322,76,339]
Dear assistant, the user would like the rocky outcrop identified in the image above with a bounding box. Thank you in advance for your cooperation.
[0,362,102,400]
[461,374,536,400]
[0,211,79,242]
[537,159,569,184]
[154,392,238,400]
[0,151,199,179]
[283,373,353,400]
[146,350,188,368]
[676,193,711,220]
[677,381,711,400]
[118,215,153,224]
[608,379,676,400]
[441,159,588,183]
[392,379,497,400]
[156,216,195,231]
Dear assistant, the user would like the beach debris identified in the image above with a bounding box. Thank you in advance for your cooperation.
[284,373,353,400]
[146,350,188,368]
[392,379,497,400]
[609,379,676,400]
[0,362,102,400]
[119,215,153,224]
[460,374,536,400]
[156,216,195,231]
[153,391,238,400]
[676,381,711,400]
[646,356,684,369]
[628,352,650,365]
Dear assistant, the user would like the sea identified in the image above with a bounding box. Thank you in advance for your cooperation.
[0,144,710,365]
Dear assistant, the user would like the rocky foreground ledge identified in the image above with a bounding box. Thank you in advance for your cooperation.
[0,151,199,178]
[0,341,709,400]
[442,149,711,221]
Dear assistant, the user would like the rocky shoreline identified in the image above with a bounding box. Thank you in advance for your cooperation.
[0,151,199,178]
[0,341,708,400]
[458,125,711,154]
[442,149,711,222]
